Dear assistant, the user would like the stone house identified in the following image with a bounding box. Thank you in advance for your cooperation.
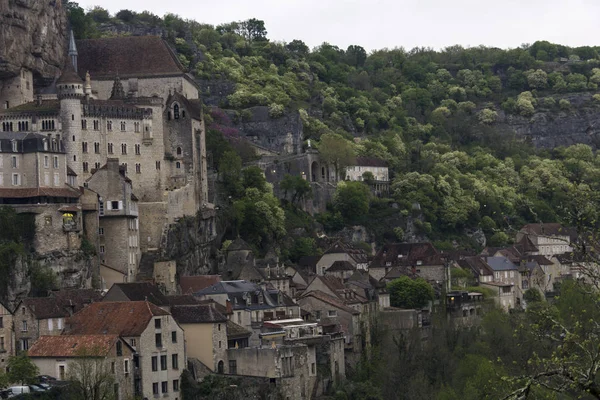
[102,282,170,311]
[515,223,574,257]
[14,289,101,353]
[369,242,447,285]
[193,280,300,346]
[86,159,141,283]
[316,241,369,276]
[170,304,228,373]
[0,302,14,372]
[445,291,485,327]
[345,157,390,195]
[64,300,186,400]
[28,334,135,398]
[324,261,355,281]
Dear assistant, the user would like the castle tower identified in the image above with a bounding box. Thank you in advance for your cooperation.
[110,75,125,100]
[57,61,84,184]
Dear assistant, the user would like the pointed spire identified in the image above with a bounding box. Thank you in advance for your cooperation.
[68,29,78,72]
[110,75,125,100]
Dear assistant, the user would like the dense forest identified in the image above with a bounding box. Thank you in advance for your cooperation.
[64,4,600,400]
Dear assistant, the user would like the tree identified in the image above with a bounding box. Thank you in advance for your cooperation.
[242,166,267,192]
[66,2,97,39]
[115,9,135,22]
[7,355,39,385]
[334,181,371,222]
[68,346,120,400]
[237,18,267,42]
[362,171,375,185]
[523,288,542,303]
[219,150,242,197]
[280,175,312,205]
[346,45,367,68]
[387,276,434,309]
[318,133,356,180]
[525,69,548,89]
[233,188,285,249]
[87,6,111,23]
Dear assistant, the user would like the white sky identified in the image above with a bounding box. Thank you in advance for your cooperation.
[76,0,600,52]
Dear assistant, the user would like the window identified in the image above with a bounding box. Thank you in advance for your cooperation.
[82,142,88,153]
[155,333,162,348]
[237,312,241,324]
[312,363,315,374]
[0,317,3,328]
[151,356,158,371]
[107,143,113,154]
[94,162,100,170]
[21,339,29,351]
[134,122,140,132]
[107,120,112,131]
[99,245,105,254]
[21,320,27,332]
[58,365,65,380]
[94,142,100,154]
[0,337,4,351]
[135,163,141,174]
[171,331,177,343]
[116,341,122,356]
[11,156,17,168]
[229,360,237,375]
[172,354,178,370]
[173,104,180,119]
[44,156,49,168]
[173,379,179,392]
[120,121,126,131]
[328,310,337,317]
[130,338,136,347]
[155,161,160,170]
[152,383,158,395]
[135,144,140,155]
[12,174,19,186]
[111,362,115,374]
[48,319,53,331]
[176,147,182,156]
[111,201,119,210]
[155,318,162,329]
[53,156,58,168]
[83,162,89,172]
[161,381,168,394]
[124,359,129,374]
[99,228,104,235]
[160,355,167,370]
[176,161,181,169]
[82,120,87,130]
[121,143,127,155]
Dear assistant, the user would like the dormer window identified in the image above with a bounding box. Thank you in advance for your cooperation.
[11,141,17,152]
[173,104,180,119]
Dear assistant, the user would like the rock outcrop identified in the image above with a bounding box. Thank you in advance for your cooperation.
[0,0,67,81]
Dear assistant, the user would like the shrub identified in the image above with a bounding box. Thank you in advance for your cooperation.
[542,97,556,108]
[477,108,498,124]
[559,99,571,110]
[268,103,285,118]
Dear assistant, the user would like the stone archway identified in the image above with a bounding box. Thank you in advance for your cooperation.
[311,161,320,182]
[217,360,224,374]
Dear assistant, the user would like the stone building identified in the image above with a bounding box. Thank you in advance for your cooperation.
[0,33,216,273]
[28,334,135,398]
[316,241,369,276]
[65,300,185,400]
[102,282,170,311]
[515,223,574,257]
[345,156,389,195]
[13,289,101,353]
[0,302,14,372]
[86,159,141,283]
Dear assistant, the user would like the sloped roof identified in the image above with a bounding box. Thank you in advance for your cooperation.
[371,242,443,268]
[527,255,554,266]
[65,301,169,337]
[520,223,572,238]
[57,60,83,85]
[323,241,369,264]
[299,290,360,315]
[226,320,252,339]
[165,295,199,306]
[77,36,184,80]
[327,261,355,272]
[105,282,169,306]
[484,256,519,271]
[21,289,101,319]
[180,275,222,294]
[353,157,387,168]
[28,335,121,358]
[515,235,539,253]
[0,187,81,199]
[457,256,494,277]
[171,304,227,324]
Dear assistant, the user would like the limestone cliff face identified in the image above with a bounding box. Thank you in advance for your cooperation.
[499,93,600,149]
[0,0,67,80]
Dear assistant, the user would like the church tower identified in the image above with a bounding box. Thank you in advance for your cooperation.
[57,54,84,184]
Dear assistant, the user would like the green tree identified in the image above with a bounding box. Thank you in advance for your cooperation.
[523,288,542,303]
[387,276,434,309]
[219,150,243,197]
[242,166,267,192]
[87,6,111,23]
[7,355,39,385]
[233,188,286,249]
[68,346,118,400]
[318,133,356,180]
[280,175,312,205]
[237,18,267,42]
[334,181,371,222]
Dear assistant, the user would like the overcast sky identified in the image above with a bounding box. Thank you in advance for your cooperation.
[76,0,600,52]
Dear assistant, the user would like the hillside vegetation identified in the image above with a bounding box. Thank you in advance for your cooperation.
[68,4,600,251]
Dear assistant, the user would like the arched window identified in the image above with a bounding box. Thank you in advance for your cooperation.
[217,361,224,374]
[176,162,181,169]
[182,110,186,118]
[176,147,182,156]
[173,104,180,119]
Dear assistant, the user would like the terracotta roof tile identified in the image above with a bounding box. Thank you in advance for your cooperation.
[28,334,120,358]
[77,36,184,80]
[165,295,199,306]
[299,290,360,315]
[65,301,168,337]
[21,289,101,319]
[180,275,222,294]
[371,242,443,268]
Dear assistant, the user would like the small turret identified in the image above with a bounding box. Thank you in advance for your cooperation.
[57,60,84,100]
[110,75,125,100]
[68,29,78,72]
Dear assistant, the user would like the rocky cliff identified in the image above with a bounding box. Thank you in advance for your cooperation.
[0,0,67,81]
[499,93,600,149]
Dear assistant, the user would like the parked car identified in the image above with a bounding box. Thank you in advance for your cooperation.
[28,384,45,392]
[36,375,56,384]
[7,386,30,396]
